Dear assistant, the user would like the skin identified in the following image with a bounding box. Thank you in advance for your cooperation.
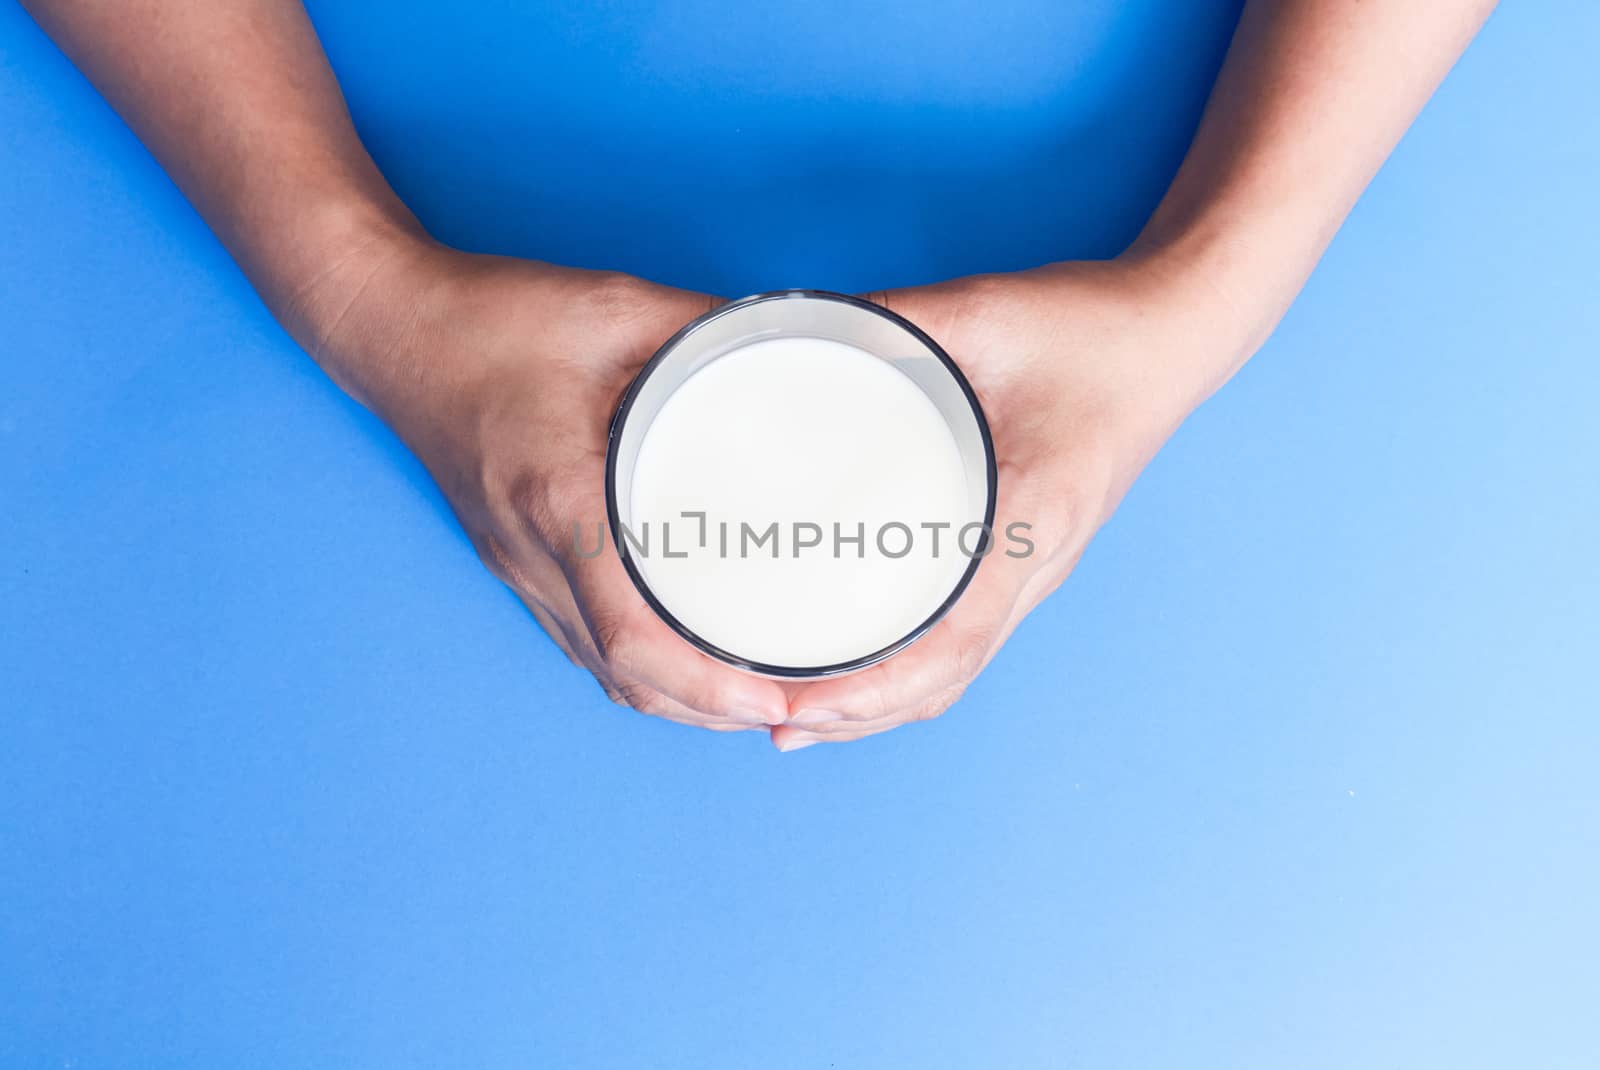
[23,0,1497,748]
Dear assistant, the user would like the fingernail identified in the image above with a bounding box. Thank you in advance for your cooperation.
[777,736,821,753]
[789,707,841,728]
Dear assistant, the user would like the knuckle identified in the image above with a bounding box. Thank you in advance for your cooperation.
[475,531,543,595]
[948,272,1024,332]
[597,676,628,706]
[681,678,750,721]
[537,619,583,668]
[864,683,895,723]
[506,463,607,563]
[1011,469,1093,554]
[1054,468,1108,534]
[506,469,567,546]
[593,608,647,673]
[1034,491,1082,545]
[954,625,993,681]
[592,613,628,665]
[958,271,1014,311]
[819,680,887,724]
[552,641,582,669]
[587,271,655,322]
[674,686,721,720]
[475,533,516,581]
[614,679,663,715]
[913,686,963,723]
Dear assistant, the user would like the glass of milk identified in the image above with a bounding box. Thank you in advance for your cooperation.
[606,290,996,678]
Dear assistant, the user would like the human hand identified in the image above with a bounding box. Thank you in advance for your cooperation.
[770,257,1253,750]
[291,239,790,731]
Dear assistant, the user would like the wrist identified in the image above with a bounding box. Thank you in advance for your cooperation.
[1109,229,1292,408]
[267,207,445,410]
[1125,229,1278,340]
[265,197,432,355]
[1123,195,1331,356]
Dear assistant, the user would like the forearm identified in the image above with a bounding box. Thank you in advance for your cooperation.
[1129,0,1497,404]
[20,0,426,379]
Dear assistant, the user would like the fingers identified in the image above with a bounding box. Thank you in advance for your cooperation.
[606,679,761,733]
[769,716,920,751]
[529,591,764,732]
[772,535,1086,750]
[505,551,768,731]
[482,529,605,667]
[562,538,790,727]
[519,592,590,669]
[770,724,834,751]
[499,468,782,729]
[783,473,1043,729]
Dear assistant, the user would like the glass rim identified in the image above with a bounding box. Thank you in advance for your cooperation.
[603,288,999,679]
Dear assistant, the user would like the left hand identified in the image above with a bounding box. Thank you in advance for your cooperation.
[770,257,1248,750]
[289,238,791,732]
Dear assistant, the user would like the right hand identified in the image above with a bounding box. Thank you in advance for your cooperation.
[286,235,790,732]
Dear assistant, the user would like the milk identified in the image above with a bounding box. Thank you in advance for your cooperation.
[627,336,976,670]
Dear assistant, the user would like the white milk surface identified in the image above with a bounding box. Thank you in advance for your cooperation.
[627,336,975,669]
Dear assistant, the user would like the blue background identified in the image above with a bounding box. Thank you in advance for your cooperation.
[3,1,1597,1066]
